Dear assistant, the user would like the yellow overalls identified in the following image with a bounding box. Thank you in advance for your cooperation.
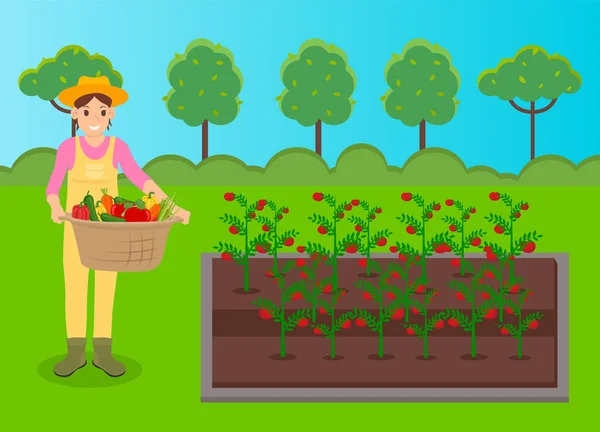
[63,136,119,339]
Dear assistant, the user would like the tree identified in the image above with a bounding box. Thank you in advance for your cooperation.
[18,45,122,137]
[164,39,243,160]
[478,45,582,160]
[277,39,356,157]
[381,39,460,151]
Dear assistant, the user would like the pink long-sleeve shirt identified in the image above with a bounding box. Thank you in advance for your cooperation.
[46,136,150,197]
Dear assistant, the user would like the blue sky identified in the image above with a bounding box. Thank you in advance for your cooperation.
[1,0,597,174]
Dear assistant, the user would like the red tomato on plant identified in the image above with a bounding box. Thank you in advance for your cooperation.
[265,270,274,278]
[483,270,495,279]
[337,212,345,219]
[411,307,420,315]
[390,246,398,253]
[483,309,498,320]
[258,309,272,320]
[297,318,309,328]
[433,203,441,211]
[415,285,425,294]
[500,327,510,335]
[295,258,306,267]
[363,292,373,301]
[470,237,481,247]
[434,320,444,330]
[506,307,514,315]
[291,292,303,300]
[282,207,289,214]
[426,212,433,219]
[356,318,367,327]
[489,192,500,201]
[283,238,294,247]
[486,251,498,261]
[451,258,461,268]
[257,199,267,207]
[445,199,454,206]
[256,244,268,254]
[341,320,352,329]
[398,253,408,262]
[296,246,305,253]
[391,309,405,320]
[464,214,470,220]
[351,199,360,206]
[221,252,233,261]
[401,192,412,201]
[521,203,529,210]
[345,245,358,254]
[224,192,235,201]
[248,212,256,219]
[470,208,476,214]
[494,225,504,234]
[344,204,352,211]
[448,318,460,327]
[522,242,536,253]
[528,320,539,329]
[317,225,328,235]
[313,328,322,335]
[390,271,400,278]
[355,224,363,232]
[256,205,264,211]
[376,238,387,247]
[319,307,328,315]
[482,292,490,299]
[358,258,367,268]
[376,208,382,214]
[262,224,270,232]
[299,272,308,279]
[313,192,324,201]
[509,284,520,294]
[514,212,521,219]
[406,328,416,335]
[229,226,239,235]
[406,226,416,235]
[449,224,457,232]
[387,292,396,299]
[322,284,332,294]
[370,214,376,220]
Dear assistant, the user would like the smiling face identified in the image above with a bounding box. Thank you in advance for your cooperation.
[71,93,115,137]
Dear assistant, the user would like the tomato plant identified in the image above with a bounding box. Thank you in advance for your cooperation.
[396,192,454,292]
[291,253,334,323]
[214,193,269,293]
[305,192,360,359]
[403,288,448,360]
[257,201,298,276]
[485,192,543,285]
[446,264,504,359]
[353,260,420,358]
[442,199,486,276]
[498,288,544,359]
[347,200,391,276]
[251,260,313,359]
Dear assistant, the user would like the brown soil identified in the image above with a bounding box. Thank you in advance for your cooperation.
[452,272,474,279]
[367,354,395,361]
[323,355,344,361]
[212,337,556,388]
[358,272,380,279]
[232,287,261,295]
[510,355,532,361]
[268,354,297,361]
[460,354,488,361]
[416,355,437,361]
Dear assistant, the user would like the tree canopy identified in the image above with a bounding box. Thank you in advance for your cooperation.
[381,39,460,127]
[18,45,123,101]
[478,45,581,102]
[164,39,243,127]
[277,39,356,127]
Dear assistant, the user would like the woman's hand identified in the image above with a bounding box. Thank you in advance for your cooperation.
[51,203,66,224]
[177,208,191,225]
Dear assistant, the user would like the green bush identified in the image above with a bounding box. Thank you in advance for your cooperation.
[1,144,599,187]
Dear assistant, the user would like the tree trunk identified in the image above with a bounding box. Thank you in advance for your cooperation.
[50,99,75,137]
[508,98,558,161]
[530,101,535,160]
[315,119,322,156]
[419,120,426,150]
[202,120,209,160]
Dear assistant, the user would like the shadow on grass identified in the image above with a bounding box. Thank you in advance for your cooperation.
[37,353,142,388]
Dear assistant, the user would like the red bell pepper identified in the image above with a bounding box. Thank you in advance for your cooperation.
[124,200,151,222]
[110,203,125,217]
[72,202,90,220]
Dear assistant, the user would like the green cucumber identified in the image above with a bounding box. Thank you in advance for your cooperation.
[100,213,126,222]
[83,191,99,221]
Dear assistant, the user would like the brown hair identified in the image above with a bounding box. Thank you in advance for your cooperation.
[74,93,113,131]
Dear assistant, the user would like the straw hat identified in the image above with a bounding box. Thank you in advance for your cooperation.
[58,76,128,107]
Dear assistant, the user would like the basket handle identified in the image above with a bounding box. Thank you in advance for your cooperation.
[58,214,70,222]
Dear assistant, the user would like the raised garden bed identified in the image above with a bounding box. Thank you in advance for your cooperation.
[201,253,569,402]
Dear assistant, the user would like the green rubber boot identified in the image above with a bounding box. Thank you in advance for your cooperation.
[92,338,125,377]
[53,338,87,377]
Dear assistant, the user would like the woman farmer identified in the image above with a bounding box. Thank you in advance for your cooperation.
[46,76,190,378]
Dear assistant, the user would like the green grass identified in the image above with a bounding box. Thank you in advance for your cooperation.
[1,185,597,428]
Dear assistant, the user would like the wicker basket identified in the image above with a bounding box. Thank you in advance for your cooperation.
[60,213,183,272]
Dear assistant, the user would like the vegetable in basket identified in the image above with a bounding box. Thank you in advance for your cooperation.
[142,192,158,210]
[100,213,126,222]
[96,201,107,220]
[124,200,152,222]
[83,191,99,221]
[157,194,179,222]
[100,189,113,214]
[72,202,90,220]
[149,204,161,221]
[110,202,126,218]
